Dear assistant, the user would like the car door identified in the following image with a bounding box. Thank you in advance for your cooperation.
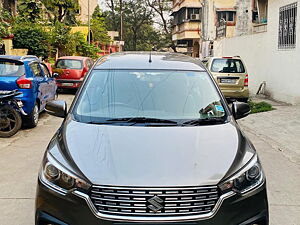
[40,63,57,102]
[30,62,48,110]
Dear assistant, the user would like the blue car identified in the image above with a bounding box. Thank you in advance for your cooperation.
[0,55,57,128]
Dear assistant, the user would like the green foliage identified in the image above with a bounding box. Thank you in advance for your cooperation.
[249,101,274,114]
[72,32,101,59]
[50,23,101,58]
[17,0,43,23]
[0,9,11,38]
[41,0,79,24]
[103,0,173,51]
[12,22,49,57]
[122,0,154,51]
[91,6,111,44]
[50,22,77,56]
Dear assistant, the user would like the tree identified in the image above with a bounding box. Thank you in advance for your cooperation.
[0,9,11,38]
[17,0,43,23]
[105,0,119,31]
[91,6,111,44]
[146,0,176,51]
[123,0,154,51]
[41,0,79,24]
[12,22,50,57]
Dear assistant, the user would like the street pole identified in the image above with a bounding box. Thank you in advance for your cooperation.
[88,0,91,45]
[120,0,123,51]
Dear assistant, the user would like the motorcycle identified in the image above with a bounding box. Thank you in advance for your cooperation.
[0,90,26,138]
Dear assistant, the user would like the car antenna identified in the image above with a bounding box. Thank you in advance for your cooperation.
[149,50,152,63]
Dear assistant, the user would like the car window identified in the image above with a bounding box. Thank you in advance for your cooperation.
[211,59,245,73]
[0,59,25,77]
[40,64,51,77]
[56,59,83,69]
[30,62,43,77]
[74,70,226,123]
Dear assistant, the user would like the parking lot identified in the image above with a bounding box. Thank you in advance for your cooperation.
[0,93,299,225]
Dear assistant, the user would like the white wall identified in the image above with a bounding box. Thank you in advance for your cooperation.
[214,0,300,105]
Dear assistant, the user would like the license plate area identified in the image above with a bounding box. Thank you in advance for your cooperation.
[61,83,74,87]
[220,78,237,84]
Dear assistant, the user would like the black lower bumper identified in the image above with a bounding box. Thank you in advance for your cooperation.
[35,179,268,225]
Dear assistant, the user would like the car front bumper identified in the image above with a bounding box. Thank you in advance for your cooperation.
[35,178,269,225]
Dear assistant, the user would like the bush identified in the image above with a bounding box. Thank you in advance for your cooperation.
[73,32,101,59]
[12,22,49,57]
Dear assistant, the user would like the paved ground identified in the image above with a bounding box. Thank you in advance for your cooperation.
[0,94,299,225]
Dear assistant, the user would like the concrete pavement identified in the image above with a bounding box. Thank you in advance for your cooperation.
[0,93,73,225]
[239,99,300,225]
[0,94,299,224]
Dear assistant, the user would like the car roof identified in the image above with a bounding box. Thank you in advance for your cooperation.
[94,52,206,71]
[57,56,90,60]
[0,55,39,62]
[206,56,242,60]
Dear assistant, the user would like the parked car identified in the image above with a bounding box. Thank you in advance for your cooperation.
[203,56,249,102]
[53,56,93,90]
[36,52,268,225]
[0,55,57,128]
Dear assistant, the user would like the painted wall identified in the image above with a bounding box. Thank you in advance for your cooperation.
[214,0,300,105]
[77,0,98,23]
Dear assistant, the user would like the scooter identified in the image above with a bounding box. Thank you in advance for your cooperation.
[0,90,27,138]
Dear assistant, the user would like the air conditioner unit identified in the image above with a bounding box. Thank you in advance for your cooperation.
[190,14,200,20]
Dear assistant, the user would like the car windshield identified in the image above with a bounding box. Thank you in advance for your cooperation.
[73,70,227,124]
[56,59,83,69]
[211,59,245,73]
[0,60,25,77]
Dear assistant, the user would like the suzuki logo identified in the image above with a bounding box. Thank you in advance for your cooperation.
[147,195,164,213]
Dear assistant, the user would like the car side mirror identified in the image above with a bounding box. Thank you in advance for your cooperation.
[52,72,59,78]
[45,100,67,118]
[232,102,251,120]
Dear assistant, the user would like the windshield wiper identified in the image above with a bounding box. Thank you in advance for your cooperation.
[182,117,226,126]
[107,117,178,125]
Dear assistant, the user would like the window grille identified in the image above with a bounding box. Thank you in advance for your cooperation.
[278,2,297,49]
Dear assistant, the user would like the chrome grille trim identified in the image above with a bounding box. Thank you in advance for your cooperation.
[89,186,221,218]
[73,189,237,222]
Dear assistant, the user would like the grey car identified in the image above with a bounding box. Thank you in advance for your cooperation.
[35,52,268,225]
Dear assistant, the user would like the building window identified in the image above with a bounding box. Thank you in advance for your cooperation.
[278,2,297,49]
[187,8,202,21]
[252,0,268,24]
[217,11,236,23]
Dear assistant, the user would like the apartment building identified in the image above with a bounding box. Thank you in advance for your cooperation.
[171,0,269,57]
[171,0,240,57]
[171,0,203,57]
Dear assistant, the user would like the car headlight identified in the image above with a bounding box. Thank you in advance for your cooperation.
[218,155,265,194]
[40,153,91,194]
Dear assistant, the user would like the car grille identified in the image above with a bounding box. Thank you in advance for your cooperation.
[89,186,220,217]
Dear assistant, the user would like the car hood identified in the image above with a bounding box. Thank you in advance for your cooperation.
[50,119,254,187]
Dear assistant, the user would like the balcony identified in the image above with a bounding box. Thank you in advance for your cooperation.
[172,21,201,40]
